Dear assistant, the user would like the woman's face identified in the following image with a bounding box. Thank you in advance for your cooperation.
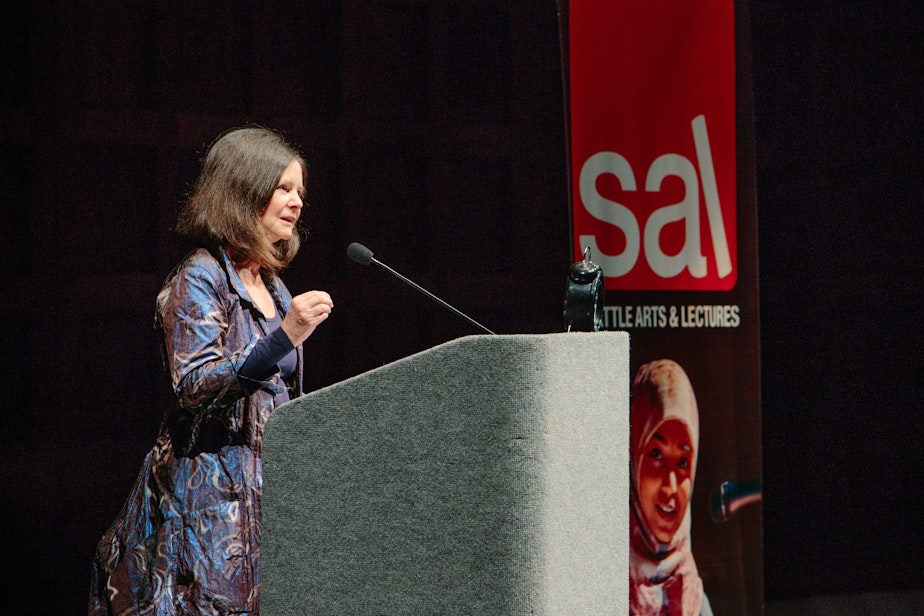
[262,159,305,243]
[637,419,694,544]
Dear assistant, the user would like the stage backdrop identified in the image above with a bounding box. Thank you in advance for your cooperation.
[561,1,762,613]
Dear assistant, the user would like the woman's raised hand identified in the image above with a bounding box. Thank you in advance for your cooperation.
[281,290,334,346]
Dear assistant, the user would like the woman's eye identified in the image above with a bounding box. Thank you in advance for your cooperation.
[649,448,662,461]
[678,457,689,469]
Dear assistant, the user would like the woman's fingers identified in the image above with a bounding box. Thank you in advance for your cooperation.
[281,291,333,345]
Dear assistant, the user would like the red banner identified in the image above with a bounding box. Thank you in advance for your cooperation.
[566,1,763,613]
[570,1,737,291]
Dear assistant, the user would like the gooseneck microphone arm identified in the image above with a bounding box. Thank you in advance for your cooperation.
[347,242,496,336]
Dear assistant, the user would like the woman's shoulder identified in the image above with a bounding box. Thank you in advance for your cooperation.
[166,247,227,281]
[158,248,230,300]
[179,247,223,269]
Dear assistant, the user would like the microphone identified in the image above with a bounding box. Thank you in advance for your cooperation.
[710,477,762,523]
[346,242,496,336]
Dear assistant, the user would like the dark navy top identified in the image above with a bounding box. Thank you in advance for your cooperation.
[240,309,297,405]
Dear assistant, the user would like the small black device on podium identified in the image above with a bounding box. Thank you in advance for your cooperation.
[563,246,605,332]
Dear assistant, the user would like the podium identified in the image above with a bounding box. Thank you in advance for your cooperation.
[261,332,629,614]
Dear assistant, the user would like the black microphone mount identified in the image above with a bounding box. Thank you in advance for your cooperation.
[710,478,762,523]
[346,242,496,336]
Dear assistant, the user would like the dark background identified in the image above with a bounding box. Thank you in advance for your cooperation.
[0,1,920,613]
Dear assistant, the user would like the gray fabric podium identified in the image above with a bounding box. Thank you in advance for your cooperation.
[262,332,629,614]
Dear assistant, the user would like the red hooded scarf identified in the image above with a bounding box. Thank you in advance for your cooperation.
[629,359,708,616]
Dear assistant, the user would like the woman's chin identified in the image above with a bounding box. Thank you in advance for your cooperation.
[651,513,682,544]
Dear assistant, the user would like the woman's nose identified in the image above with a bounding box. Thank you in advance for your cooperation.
[666,471,678,494]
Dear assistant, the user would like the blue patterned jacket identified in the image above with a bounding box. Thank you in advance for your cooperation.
[156,246,304,456]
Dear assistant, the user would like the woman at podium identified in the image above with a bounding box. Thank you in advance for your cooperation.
[89,126,333,615]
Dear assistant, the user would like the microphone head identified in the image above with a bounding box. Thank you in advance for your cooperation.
[347,242,374,265]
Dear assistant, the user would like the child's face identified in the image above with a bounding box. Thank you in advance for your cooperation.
[637,419,694,544]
